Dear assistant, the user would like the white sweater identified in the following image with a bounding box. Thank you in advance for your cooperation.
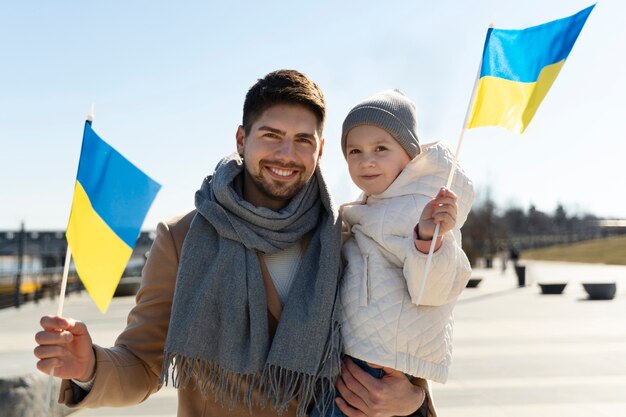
[339,142,474,383]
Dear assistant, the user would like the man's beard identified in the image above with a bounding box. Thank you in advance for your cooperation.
[249,175,304,201]
[247,160,309,202]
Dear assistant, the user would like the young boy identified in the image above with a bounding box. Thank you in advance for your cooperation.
[322,90,474,417]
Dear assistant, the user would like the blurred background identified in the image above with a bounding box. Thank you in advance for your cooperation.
[1,0,624,306]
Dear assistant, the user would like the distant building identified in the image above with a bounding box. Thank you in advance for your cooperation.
[596,219,626,235]
[0,229,156,275]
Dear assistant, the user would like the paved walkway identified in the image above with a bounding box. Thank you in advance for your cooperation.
[1,261,624,416]
[431,261,626,416]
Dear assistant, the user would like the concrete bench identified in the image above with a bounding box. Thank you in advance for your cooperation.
[466,277,483,288]
[582,282,617,300]
[537,283,567,295]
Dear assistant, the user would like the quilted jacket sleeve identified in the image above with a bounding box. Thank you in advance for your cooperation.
[58,212,192,408]
[402,226,471,307]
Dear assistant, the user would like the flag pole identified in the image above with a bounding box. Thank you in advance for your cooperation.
[45,106,94,409]
[44,245,72,409]
[414,27,490,304]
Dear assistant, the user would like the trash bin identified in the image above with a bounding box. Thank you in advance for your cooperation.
[514,265,526,287]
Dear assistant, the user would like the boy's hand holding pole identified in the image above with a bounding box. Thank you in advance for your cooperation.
[416,187,458,240]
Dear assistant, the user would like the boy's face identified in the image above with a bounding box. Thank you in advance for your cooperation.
[345,124,411,196]
[236,103,324,211]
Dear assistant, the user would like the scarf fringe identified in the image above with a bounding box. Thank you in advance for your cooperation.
[310,314,343,416]
[160,319,342,417]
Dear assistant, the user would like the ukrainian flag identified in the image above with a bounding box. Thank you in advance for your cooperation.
[466,4,594,133]
[66,121,160,313]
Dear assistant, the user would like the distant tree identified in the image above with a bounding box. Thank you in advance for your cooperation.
[554,204,567,231]
[461,190,505,266]
[503,207,527,235]
[461,190,607,263]
[527,204,553,234]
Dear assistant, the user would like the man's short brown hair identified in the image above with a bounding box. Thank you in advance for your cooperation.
[242,70,326,136]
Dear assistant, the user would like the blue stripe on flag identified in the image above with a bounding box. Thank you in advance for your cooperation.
[75,122,161,247]
[480,4,594,82]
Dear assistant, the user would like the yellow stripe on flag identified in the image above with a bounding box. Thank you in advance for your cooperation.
[66,181,133,313]
[467,60,565,133]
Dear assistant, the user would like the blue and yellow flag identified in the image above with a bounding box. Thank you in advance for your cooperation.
[466,4,594,133]
[66,121,160,312]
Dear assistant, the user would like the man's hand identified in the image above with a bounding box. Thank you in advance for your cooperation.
[34,315,96,381]
[335,358,425,417]
[417,187,458,240]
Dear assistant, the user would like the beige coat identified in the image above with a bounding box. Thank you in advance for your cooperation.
[59,210,436,416]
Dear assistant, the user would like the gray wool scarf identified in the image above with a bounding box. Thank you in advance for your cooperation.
[160,153,343,416]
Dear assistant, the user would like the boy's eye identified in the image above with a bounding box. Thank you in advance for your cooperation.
[348,149,360,155]
[375,146,388,152]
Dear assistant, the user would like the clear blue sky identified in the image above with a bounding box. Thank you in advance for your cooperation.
[1,0,623,231]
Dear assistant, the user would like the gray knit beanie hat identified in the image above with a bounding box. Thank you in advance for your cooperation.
[341,89,420,159]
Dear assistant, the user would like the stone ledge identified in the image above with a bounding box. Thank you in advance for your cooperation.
[0,373,75,417]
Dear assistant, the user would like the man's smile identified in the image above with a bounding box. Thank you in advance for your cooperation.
[265,166,298,179]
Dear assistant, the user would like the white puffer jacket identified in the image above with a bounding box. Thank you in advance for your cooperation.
[339,141,474,383]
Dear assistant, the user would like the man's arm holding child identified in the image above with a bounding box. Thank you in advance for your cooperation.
[335,357,431,417]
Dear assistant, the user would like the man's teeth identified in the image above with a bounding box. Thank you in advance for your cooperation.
[270,167,294,177]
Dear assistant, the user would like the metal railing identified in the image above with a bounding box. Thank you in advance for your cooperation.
[0,258,145,310]
[0,267,83,309]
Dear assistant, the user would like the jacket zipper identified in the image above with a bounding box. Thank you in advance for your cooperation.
[359,254,369,307]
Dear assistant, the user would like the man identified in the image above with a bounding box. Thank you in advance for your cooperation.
[35,70,432,416]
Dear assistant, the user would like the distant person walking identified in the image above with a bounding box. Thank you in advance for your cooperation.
[499,245,508,274]
[509,245,520,267]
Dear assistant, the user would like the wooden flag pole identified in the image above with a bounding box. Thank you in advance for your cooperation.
[413,30,489,304]
[44,245,72,409]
